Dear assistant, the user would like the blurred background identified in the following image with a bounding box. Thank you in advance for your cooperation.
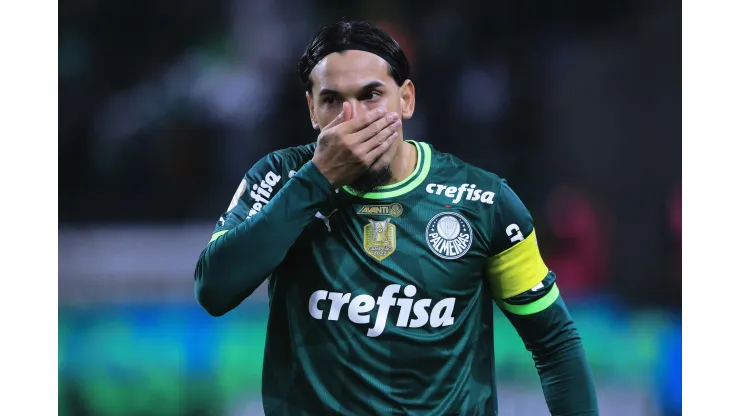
[58,0,681,415]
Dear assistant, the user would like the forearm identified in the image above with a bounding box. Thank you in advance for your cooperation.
[500,288,598,415]
[195,161,334,316]
[530,310,598,416]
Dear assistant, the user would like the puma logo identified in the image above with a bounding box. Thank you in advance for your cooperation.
[315,209,338,232]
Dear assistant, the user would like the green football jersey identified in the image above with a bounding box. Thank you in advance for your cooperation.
[209,140,552,415]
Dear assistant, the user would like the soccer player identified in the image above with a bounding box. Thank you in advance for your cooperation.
[195,20,599,416]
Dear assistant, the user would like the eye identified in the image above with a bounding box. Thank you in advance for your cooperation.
[361,90,382,101]
[322,95,337,105]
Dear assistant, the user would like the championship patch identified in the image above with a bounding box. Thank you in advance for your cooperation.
[426,212,473,260]
[363,218,397,261]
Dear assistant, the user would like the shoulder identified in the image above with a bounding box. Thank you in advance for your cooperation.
[271,142,317,166]
[425,143,506,205]
[249,142,317,179]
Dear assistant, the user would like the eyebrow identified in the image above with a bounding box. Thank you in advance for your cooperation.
[318,81,386,97]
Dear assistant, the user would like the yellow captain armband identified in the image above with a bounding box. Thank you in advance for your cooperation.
[485,229,549,299]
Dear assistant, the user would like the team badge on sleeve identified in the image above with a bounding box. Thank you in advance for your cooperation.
[426,212,473,260]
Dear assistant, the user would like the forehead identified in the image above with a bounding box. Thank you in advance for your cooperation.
[311,50,393,90]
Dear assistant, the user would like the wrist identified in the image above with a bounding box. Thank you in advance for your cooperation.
[310,157,340,188]
[302,160,338,196]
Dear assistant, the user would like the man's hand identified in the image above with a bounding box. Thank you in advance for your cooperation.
[312,102,401,188]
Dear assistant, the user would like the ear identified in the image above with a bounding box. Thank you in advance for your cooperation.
[306,91,320,130]
[399,80,416,120]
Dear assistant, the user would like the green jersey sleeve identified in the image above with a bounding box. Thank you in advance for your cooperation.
[210,153,285,238]
[194,150,336,317]
[484,180,599,415]
[209,151,315,238]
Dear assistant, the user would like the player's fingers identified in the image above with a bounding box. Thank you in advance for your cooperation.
[341,107,389,134]
[358,119,402,153]
[351,111,399,142]
[363,131,398,166]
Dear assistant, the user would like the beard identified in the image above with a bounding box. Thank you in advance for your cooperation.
[349,163,393,193]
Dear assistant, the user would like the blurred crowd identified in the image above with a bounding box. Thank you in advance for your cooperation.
[59,0,680,308]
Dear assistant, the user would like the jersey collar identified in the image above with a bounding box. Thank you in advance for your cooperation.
[342,140,432,199]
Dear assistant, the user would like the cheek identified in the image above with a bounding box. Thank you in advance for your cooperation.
[363,96,400,114]
[383,97,402,114]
